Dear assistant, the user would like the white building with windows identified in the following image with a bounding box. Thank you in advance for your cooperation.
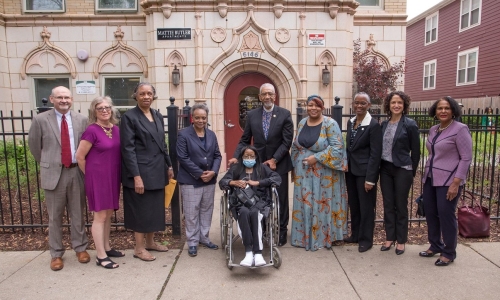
[0,0,407,163]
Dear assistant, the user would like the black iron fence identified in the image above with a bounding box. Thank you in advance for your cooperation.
[1,101,499,232]
[0,98,191,234]
[298,103,500,223]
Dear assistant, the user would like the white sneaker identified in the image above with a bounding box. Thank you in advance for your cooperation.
[254,254,266,267]
[240,252,254,267]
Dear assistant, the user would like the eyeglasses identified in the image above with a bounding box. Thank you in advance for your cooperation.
[353,102,369,106]
[96,106,112,112]
[54,96,71,100]
[260,92,275,97]
[243,156,256,159]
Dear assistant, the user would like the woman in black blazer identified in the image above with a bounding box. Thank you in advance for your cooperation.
[120,83,174,262]
[345,92,382,253]
[379,91,420,255]
[176,104,222,257]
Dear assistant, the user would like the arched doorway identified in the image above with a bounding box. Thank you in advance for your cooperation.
[223,72,279,164]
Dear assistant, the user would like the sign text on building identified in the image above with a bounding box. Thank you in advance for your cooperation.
[157,28,192,40]
[308,33,325,46]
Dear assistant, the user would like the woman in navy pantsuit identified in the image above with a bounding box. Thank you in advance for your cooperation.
[420,96,472,266]
[177,104,222,257]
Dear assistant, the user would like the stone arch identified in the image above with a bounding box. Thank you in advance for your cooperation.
[363,33,391,69]
[316,50,337,67]
[21,26,76,79]
[201,7,301,99]
[165,50,187,67]
[93,26,148,78]
[209,59,294,110]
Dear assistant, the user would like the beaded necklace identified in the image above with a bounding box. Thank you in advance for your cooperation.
[436,120,453,133]
[96,123,113,139]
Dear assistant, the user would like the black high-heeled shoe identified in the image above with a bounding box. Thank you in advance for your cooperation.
[380,241,395,251]
[395,244,405,255]
[435,257,454,266]
[419,250,438,257]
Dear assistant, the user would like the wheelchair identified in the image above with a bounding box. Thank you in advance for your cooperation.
[220,185,282,269]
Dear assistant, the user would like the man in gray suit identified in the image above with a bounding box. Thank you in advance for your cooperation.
[28,86,90,271]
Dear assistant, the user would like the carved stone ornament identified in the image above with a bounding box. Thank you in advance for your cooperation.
[161,3,173,19]
[272,3,284,19]
[275,28,290,44]
[217,2,228,18]
[211,27,226,43]
[366,33,376,51]
[240,31,263,52]
[21,26,77,80]
[93,26,148,78]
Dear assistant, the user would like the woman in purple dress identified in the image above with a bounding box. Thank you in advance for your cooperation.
[76,96,122,269]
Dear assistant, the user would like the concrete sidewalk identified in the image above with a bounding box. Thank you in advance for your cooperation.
[1,181,500,300]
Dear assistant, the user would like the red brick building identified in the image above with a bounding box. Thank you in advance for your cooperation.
[406,0,500,103]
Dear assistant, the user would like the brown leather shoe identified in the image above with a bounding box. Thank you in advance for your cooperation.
[76,251,90,263]
[50,257,64,271]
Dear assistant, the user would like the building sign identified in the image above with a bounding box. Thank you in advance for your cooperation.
[76,81,96,95]
[157,28,192,40]
[308,33,325,46]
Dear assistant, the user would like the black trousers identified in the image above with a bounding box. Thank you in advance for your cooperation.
[423,180,461,261]
[277,173,289,235]
[237,206,263,253]
[380,160,413,244]
[345,172,376,247]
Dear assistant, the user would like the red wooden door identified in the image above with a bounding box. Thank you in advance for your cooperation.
[223,72,279,164]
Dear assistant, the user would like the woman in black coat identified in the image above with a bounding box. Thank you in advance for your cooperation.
[344,92,382,253]
[379,91,420,255]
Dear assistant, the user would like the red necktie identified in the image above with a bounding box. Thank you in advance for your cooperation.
[61,115,72,168]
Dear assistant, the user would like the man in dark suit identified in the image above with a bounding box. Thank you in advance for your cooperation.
[28,86,90,271]
[345,92,382,252]
[228,83,293,246]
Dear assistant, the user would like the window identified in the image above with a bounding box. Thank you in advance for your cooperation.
[33,77,70,108]
[456,48,478,85]
[423,60,437,90]
[96,0,138,13]
[460,0,481,31]
[23,0,65,13]
[357,0,382,7]
[425,13,438,45]
[102,75,142,109]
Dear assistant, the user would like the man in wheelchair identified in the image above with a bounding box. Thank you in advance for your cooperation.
[219,146,281,267]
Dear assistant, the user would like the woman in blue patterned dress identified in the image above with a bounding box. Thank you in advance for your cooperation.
[290,95,348,251]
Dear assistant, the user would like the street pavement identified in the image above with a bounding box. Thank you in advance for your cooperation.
[1,176,499,300]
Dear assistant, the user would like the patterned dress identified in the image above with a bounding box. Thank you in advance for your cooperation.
[290,117,348,251]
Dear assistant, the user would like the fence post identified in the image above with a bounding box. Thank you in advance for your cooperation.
[167,97,181,236]
[296,101,305,127]
[183,99,191,128]
[332,96,343,131]
[37,98,51,113]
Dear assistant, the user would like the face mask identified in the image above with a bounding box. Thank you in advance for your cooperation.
[243,159,256,168]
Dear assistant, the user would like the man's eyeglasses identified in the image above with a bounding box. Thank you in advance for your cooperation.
[260,92,275,97]
[54,96,71,100]
[353,102,369,106]
[96,106,112,112]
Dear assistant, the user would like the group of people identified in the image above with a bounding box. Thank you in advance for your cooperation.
[29,84,176,270]
[28,82,472,271]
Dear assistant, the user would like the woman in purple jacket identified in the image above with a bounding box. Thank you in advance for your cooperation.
[419,96,472,266]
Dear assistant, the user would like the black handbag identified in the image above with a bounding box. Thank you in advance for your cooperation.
[235,186,259,208]
[415,194,425,217]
